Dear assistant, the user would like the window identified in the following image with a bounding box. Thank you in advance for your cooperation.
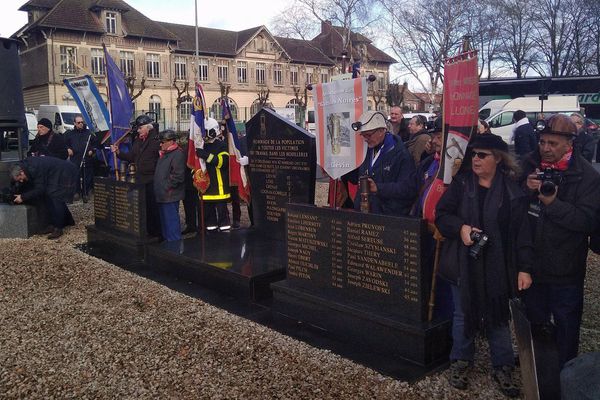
[256,62,266,84]
[120,51,134,77]
[91,48,104,76]
[175,56,186,80]
[106,12,117,34]
[290,66,298,86]
[211,97,238,121]
[378,72,386,90]
[179,100,192,122]
[237,61,247,83]
[273,64,282,85]
[59,46,77,75]
[489,112,514,128]
[146,53,160,79]
[321,70,329,83]
[218,61,228,82]
[198,58,208,81]
[305,67,313,84]
[149,95,161,119]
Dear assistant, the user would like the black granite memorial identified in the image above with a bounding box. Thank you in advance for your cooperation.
[271,204,451,369]
[86,177,148,263]
[246,108,316,240]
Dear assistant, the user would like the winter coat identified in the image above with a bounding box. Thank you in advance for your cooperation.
[196,138,230,202]
[513,123,537,156]
[519,150,600,284]
[574,131,596,162]
[406,130,431,165]
[153,146,186,203]
[64,127,98,168]
[116,132,161,184]
[352,133,417,216]
[28,131,68,160]
[19,156,78,203]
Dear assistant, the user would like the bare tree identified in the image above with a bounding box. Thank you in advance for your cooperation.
[466,0,503,79]
[386,82,408,107]
[496,0,538,78]
[568,0,597,75]
[531,0,576,76]
[125,75,146,101]
[381,0,469,101]
[173,78,191,131]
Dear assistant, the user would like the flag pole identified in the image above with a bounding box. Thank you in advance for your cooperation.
[195,0,205,245]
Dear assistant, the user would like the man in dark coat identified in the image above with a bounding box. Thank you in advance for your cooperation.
[512,110,537,156]
[111,114,162,238]
[387,106,408,142]
[154,130,185,242]
[350,110,416,216]
[570,113,595,162]
[28,118,68,160]
[10,156,78,239]
[195,118,231,231]
[64,115,98,200]
[519,114,600,369]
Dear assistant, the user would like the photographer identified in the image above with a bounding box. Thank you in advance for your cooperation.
[435,134,533,398]
[10,156,78,239]
[350,111,416,216]
[520,114,600,369]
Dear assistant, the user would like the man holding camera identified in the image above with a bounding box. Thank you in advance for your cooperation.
[520,114,600,369]
[350,110,416,216]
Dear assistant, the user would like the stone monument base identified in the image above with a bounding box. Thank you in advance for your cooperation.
[0,204,48,238]
[86,225,149,264]
[271,280,451,368]
[144,230,286,301]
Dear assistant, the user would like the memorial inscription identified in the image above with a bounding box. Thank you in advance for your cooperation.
[286,204,426,321]
[93,177,146,238]
[246,108,316,239]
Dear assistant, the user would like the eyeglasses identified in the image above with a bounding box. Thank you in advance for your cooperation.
[471,151,493,159]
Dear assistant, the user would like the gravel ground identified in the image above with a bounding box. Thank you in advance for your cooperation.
[1,188,599,399]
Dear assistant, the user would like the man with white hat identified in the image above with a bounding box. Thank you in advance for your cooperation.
[350,110,417,216]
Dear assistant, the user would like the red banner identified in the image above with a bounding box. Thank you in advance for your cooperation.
[422,52,478,225]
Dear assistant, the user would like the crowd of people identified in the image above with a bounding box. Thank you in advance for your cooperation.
[349,109,600,398]
[7,107,600,397]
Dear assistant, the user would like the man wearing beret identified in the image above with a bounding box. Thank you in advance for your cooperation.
[28,118,68,160]
[520,114,600,368]
[351,110,416,216]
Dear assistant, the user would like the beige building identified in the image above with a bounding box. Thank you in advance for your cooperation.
[12,0,395,130]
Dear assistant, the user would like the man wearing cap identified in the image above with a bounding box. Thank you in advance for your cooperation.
[28,118,68,160]
[520,114,600,368]
[154,130,185,242]
[111,114,162,238]
[351,110,416,216]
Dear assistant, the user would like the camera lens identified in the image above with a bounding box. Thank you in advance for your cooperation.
[540,180,557,196]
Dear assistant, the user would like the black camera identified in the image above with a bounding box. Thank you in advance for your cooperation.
[469,231,489,259]
[535,168,563,196]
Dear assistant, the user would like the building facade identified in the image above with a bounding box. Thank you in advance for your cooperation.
[12,0,395,130]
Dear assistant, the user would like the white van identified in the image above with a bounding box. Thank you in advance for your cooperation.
[478,99,511,121]
[485,96,581,143]
[36,105,81,134]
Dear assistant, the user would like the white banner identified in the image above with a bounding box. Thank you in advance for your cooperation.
[63,75,110,133]
[313,78,368,179]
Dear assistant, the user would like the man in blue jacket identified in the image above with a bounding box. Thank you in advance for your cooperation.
[351,110,416,216]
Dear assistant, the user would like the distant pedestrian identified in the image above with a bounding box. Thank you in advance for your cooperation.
[512,110,537,156]
[154,130,185,242]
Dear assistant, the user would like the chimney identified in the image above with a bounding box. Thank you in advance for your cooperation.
[321,20,332,35]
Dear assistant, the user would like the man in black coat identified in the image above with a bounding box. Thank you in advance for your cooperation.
[519,114,600,369]
[111,114,162,238]
[570,113,596,163]
[512,110,537,156]
[10,156,78,239]
[350,110,416,216]
[28,118,68,160]
[65,115,98,200]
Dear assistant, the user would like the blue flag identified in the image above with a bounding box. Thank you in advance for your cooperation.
[103,44,133,144]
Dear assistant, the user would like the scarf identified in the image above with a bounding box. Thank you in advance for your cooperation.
[159,143,179,158]
[366,133,395,175]
[540,149,572,171]
[461,171,511,337]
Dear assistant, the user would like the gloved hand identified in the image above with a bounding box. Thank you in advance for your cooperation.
[239,156,249,166]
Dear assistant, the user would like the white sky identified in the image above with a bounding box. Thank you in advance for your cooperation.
[0,0,294,37]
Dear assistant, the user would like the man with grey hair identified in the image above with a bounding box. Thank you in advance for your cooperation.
[10,156,78,239]
[570,113,595,162]
[350,110,416,216]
